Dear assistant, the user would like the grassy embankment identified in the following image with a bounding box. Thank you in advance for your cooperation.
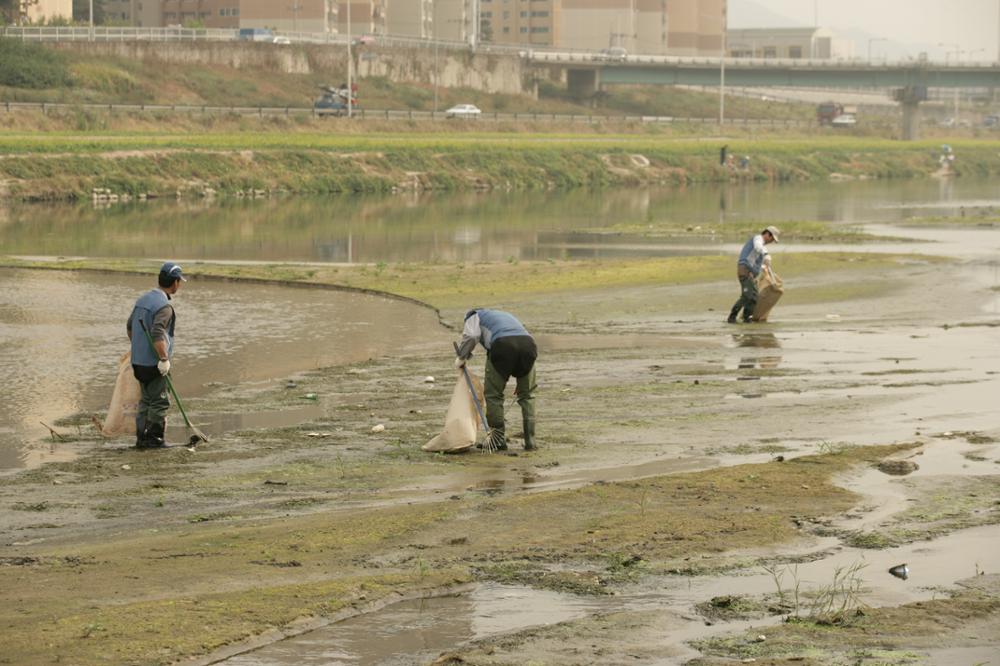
[2,131,998,201]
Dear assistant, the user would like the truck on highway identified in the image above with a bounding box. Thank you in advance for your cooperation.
[817,101,857,126]
[314,84,358,117]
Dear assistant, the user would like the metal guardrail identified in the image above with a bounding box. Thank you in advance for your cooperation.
[0,100,818,127]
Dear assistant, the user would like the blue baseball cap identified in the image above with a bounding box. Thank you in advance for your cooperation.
[159,262,187,282]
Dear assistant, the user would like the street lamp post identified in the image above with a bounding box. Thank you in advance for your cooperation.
[89,0,94,41]
[347,0,352,118]
[940,43,961,120]
[433,7,439,114]
[719,1,727,127]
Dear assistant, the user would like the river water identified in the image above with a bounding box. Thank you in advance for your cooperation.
[1,177,999,471]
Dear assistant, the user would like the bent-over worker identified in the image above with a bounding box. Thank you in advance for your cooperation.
[455,308,537,451]
[126,262,186,448]
[728,226,779,324]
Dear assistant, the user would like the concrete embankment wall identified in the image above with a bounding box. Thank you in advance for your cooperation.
[50,41,542,96]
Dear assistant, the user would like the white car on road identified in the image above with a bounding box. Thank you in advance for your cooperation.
[445,104,482,119]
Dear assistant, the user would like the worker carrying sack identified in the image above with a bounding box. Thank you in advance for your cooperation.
[753,267,784,322]
[94,351,142,437]
[422,371,485,453]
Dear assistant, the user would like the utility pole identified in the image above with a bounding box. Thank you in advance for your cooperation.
[347,0,353,118]
[433,0,439,113]
[89,0,94,40]
[719,0,726,127]
[289,2,303,33]
[469,0,479,50]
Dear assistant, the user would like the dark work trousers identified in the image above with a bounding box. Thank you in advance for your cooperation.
[132,364,170,436]
[731,272,759,322]
[484,335,537,432]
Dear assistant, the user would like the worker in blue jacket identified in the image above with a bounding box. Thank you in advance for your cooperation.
[126,262,186,448]
[728,226,779,323]
[455,308,537,451]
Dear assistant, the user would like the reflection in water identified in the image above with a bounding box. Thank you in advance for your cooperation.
[4,178,1000,264]
[732,332,782,397]
[224,584,605,666]
[0,268,446,470]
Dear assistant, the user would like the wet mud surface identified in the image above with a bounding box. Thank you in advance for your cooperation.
[1,224,1000,664]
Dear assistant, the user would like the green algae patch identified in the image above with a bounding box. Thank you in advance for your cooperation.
[689,579,1000,665]
[588,218,907,243]
[0,252,946,312]
[0,441,917,665]
[0,500,469,665]
[457,444,917,567]
[870,475,1000,546]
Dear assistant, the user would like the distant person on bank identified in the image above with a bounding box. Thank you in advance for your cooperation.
[728,226,779,324]
[126,262,186,448]
[454,308,537,451]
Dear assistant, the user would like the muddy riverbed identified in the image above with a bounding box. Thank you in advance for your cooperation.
[1,194,999,664]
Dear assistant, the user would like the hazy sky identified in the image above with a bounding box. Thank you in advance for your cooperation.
[733,0,998,60]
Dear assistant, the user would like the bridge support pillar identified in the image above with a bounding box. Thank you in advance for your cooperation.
[567,68,600,101]
[893,86,929,141]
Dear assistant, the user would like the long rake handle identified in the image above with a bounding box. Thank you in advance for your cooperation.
[454,342,489,433]
[138,319,196,431]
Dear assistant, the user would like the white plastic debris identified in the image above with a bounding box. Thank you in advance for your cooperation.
[424,376,435,383]
[121,464,131,470]
[825,314,841,321]
[371,424,386,433]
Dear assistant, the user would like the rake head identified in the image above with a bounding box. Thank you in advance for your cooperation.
[480,428,507,454]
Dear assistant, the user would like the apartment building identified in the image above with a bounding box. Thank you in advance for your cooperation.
[239,0,333,33]
[160,0,237,28]
[102,0,165,27]
[480,0,557,47]
[334,1,386,35]
[21,0,73,23]
[727,27,853,60]
[479,0,725,56]
[156,1,332,31]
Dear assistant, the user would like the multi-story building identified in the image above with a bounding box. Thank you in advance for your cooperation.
[334,1,386,35]
[158,1,333,31]
[101,0,165,27]
[160,0,232,27]
[478,0,725,56]
[385,0,433,38]
[727,27,853,60]
[20,0,73,23]
[480,0,557,48]
[240,0,334,33]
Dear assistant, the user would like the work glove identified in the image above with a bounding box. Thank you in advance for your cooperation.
[454,356,466,369]
[763,255,772,267]
[157,359,171,376]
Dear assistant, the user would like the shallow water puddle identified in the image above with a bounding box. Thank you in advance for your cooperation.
[0,268,445,470]
[222,583,608,665]
[221,523,998,665]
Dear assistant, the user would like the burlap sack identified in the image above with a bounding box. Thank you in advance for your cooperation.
[96,351,142,438]
[753,268,784,322]
[422,370,485,453]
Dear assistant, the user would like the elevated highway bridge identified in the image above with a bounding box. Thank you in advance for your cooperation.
[529,52,1000,139]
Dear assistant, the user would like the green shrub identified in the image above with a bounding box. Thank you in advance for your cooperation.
[0,38,71,88]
